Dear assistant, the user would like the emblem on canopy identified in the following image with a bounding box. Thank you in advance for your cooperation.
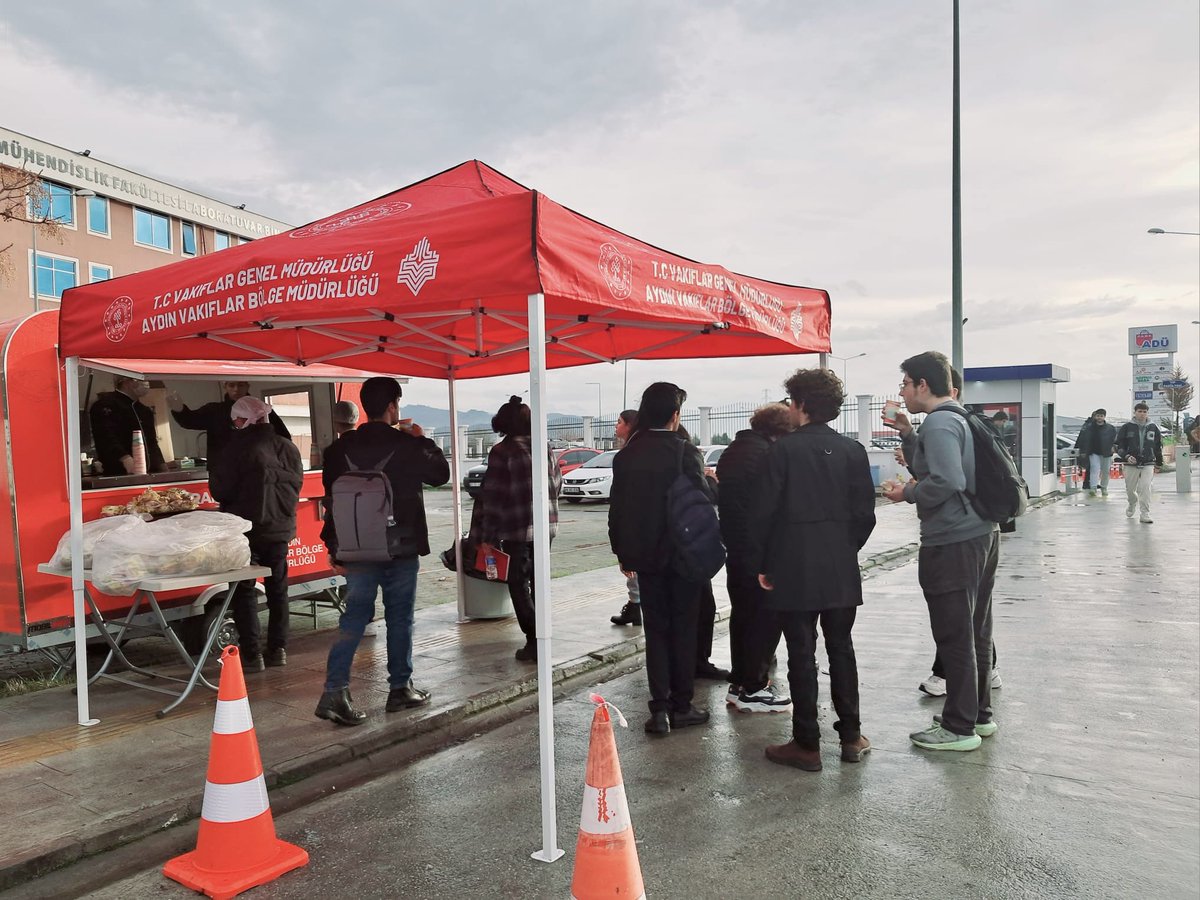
[397,237,440,295]
[598,243,632,300]
[789,307,805,339]
[289,201,413,239]
[103,296,134,343]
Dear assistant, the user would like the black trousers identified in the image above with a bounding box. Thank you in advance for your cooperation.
[696,579,716,663]
[500,539,544,643]
[774,606,860,749]
[919,532,998,736]
[638,571,703,714]
[231,536,290,657]
[727,565,782,692]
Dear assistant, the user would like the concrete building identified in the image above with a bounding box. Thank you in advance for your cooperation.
[0,127,290,322]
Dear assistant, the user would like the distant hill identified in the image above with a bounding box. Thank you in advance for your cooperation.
[400,404,582,431]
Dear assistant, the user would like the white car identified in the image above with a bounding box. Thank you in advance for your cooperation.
[560,450,618,503]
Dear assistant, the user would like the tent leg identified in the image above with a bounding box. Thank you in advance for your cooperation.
[65,356,98,727]
[527,292,562,864]
[448,374,467,624]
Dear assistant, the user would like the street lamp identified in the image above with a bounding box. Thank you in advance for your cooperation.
[828,352,867,393]
[585,382,602,420]
[31,186,95,312]
[1147,228,1200,235]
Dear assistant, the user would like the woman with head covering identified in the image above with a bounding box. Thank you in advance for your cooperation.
[209,396,304,671]
[471,396,563,662]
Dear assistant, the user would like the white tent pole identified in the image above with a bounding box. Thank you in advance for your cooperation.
[447,374,467,623]
[527,291,562,864]
[65,356,98,727]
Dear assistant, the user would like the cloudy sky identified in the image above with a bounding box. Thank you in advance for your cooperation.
[2,1,1197,419]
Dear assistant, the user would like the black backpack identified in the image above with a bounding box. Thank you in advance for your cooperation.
[940,406,1028,524]
[666,442,726,582]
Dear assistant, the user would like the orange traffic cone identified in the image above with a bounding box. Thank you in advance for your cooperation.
[164,646,308,900]
[570,696,645,900]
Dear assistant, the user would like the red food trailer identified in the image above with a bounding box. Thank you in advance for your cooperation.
[0,310,381,666]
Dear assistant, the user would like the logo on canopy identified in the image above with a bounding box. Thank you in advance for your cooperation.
[289,201,413,239]
[103,296,134,343]
[397,237,440,295]
[598,243,632,300]
[789,307,805,339]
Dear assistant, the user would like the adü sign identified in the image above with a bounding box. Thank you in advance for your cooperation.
[1128,324,1178,355]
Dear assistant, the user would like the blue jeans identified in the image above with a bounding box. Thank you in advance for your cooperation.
[323,557,419,692]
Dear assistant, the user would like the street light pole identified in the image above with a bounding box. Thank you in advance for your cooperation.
[585,382,602,420]
[829,352,867,394]
[951,0,964,374]
[1147,228,1200,236]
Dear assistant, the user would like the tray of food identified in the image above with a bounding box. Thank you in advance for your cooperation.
[100,487,200,519]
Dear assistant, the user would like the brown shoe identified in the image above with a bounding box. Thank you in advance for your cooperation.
[765,741,821,771]
[840,735,871,763]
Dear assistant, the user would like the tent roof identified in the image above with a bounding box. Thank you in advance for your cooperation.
[58,161,831,378]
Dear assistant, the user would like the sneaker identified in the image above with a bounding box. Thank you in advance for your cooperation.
[1101,488,1109,497]
[1125,505,1135,518]
[1087,489,1096,497]
[911,722,982,751]
[934,713,998,738]
[242,653,266,673]
[610,602,642,626]
[990,667,1002,690]
[263,648,287,668]
[918,674,947,697]
[726,685,742,706]
[731,684,793,714]
[1140,514,1153,524]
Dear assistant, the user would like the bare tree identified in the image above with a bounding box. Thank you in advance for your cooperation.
[1161,365,1194,438]
[1,164,62,286]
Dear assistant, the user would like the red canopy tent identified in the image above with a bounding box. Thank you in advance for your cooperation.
[59,160,829,371]
[57,160,831,863]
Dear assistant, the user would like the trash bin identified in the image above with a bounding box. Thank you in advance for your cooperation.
[462,575,513,619]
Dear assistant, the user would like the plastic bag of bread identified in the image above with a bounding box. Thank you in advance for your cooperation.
[49,515,147,570]
[91,511,252,595]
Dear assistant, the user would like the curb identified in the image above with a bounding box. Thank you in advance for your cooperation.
[0,634,651,893]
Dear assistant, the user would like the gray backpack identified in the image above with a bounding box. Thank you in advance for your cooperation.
[331,451,397,562]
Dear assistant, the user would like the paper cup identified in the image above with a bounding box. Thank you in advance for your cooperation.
[882,399,902,426]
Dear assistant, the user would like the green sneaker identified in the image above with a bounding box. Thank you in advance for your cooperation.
[934,714,999,738]
[910,723,982,751]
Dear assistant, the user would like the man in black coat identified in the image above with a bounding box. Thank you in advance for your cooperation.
[749,368,876,772]
[1074,408,1117,497]
[315,377,449,726]
[209,397,304,672]
[89,376,166,476]
[609,382,712,736]
[717,402,793,713]
[168,380,290,468]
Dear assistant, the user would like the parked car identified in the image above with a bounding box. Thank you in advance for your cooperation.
[555,446,600,474]
[463,446,601,499]
[560,450,618,503]
[697,444,726,487]
[1057,433,1081,467]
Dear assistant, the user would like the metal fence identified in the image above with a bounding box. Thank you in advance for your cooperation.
[427,396,896,459]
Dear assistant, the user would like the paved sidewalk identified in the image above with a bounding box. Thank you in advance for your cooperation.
[6,482,1198,895]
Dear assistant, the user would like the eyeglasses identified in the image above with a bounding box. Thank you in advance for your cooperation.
[899,379,914,391]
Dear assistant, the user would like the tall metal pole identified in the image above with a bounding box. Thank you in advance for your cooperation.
[951,0,964,373]
[31,223,39,313]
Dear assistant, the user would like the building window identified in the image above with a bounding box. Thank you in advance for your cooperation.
[32,181,76,226]
[89,263,113,283]
[181,222,197,256]
[87,195,110,236]
[214,231,231,251]
[33,253,77,299]
[134,208,172,251]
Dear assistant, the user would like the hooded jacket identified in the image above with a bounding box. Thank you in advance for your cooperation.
[209,423,303,542]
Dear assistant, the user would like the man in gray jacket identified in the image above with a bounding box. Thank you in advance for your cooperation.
[882,351,999,752]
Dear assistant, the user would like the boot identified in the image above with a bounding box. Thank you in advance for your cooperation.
[765,740,822,771]
[315,688,367,726]
[610,602,642,626]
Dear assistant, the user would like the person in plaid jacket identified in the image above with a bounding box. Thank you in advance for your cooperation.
[472,396,563,662]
